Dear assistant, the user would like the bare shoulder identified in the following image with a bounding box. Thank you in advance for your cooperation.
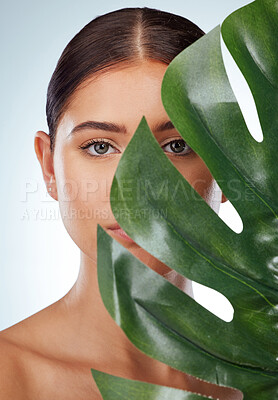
[0,321,102,400]
[0,336,28,399]
[0,309,51,398]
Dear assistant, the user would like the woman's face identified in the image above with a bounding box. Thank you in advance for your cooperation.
[41,60,226,273]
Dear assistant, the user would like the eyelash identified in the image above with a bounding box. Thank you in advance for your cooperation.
[78,138,193,158]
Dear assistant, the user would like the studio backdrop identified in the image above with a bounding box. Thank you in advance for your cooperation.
[0,0,260,331]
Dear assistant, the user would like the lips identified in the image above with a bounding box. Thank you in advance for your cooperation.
[107,223,135,243]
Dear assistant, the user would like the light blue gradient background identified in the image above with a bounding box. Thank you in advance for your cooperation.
[0,0,254,330]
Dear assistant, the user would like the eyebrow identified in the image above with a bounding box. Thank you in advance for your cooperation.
[67,119,176,137]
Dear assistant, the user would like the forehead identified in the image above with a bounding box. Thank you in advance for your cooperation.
[58,60,169,134]
[72,60,167,103]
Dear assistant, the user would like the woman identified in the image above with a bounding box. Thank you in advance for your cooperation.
[0,7,242,400]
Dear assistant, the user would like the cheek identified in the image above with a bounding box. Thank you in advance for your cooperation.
[55,151,119,256]
[56,151,117,208]
[175,157,215,201]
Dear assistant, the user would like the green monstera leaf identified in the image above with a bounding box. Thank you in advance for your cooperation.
[91,0,278,399]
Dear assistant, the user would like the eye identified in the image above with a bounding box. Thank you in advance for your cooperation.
[162,139,192,156]
[79,138,119,157]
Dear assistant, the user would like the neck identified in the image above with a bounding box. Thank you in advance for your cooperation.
[59,248,193,374]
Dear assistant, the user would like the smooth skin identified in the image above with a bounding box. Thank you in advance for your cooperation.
[0,60,242,400]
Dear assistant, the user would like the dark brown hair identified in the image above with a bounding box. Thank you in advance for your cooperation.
[46,7,205,154]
